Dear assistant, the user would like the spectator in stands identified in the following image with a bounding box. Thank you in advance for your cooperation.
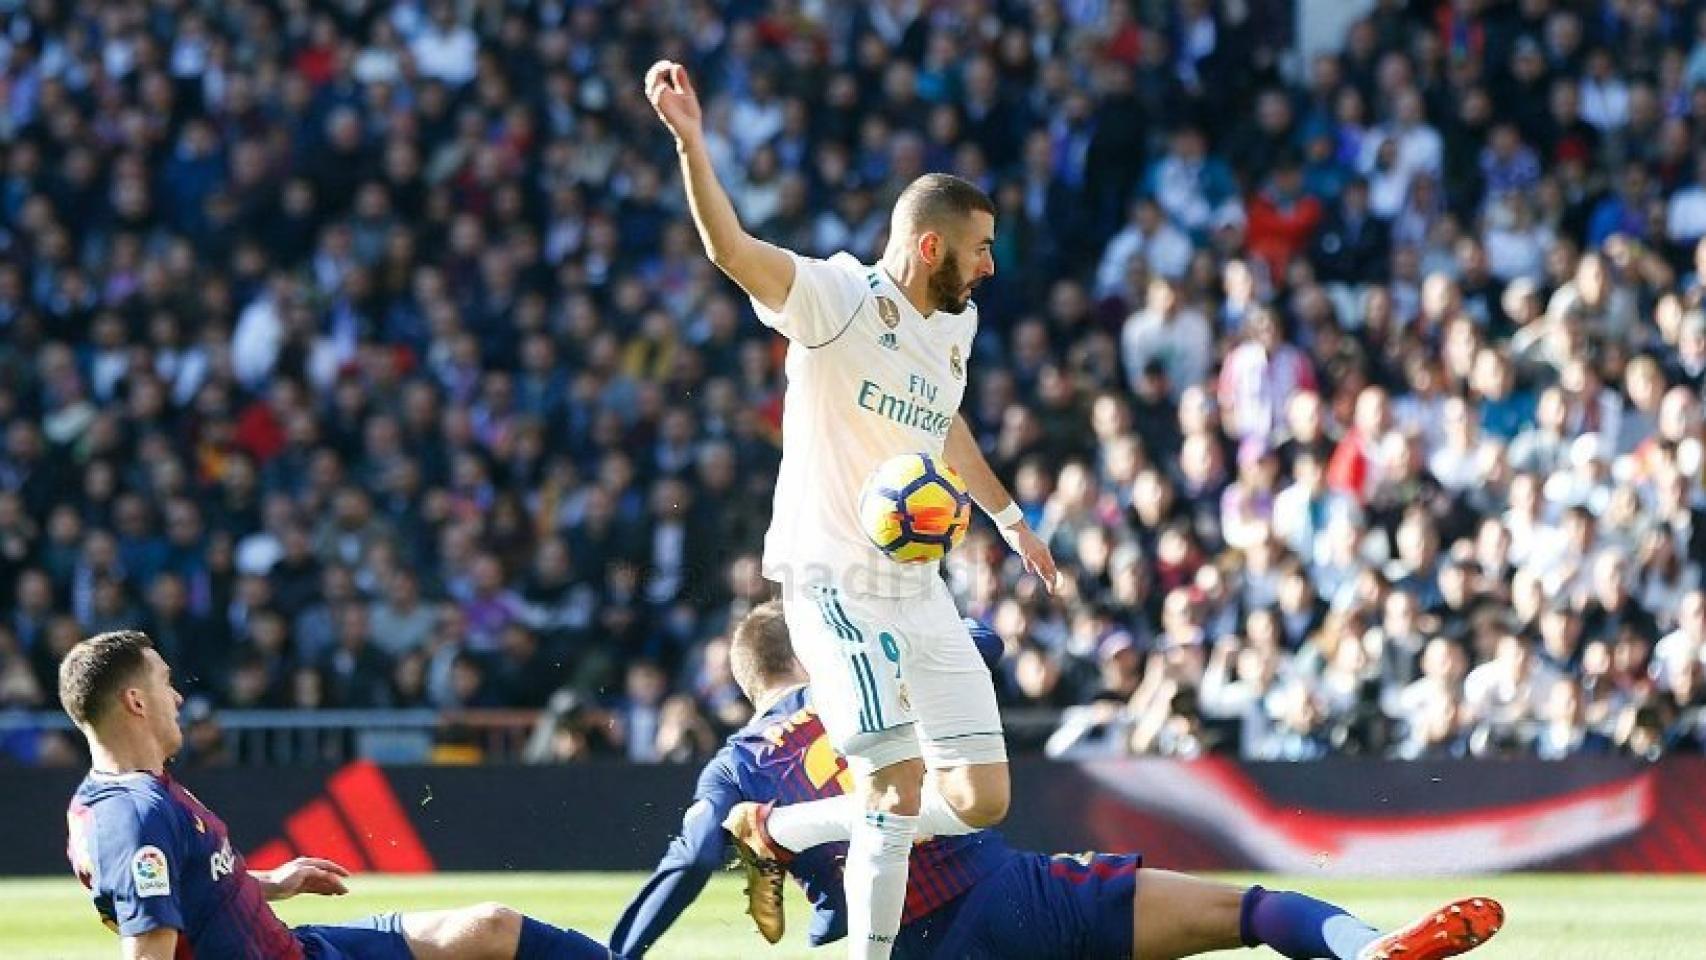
[1255,682,1331,761]
[370,570,437,659]
[654,694,719,764]
[612,661,669,764]
[1218,308,1317,442]
[1662,659,1706,750]
[1245,157,1324,280]
[0,625,43,709]
[1464,634,1550,740]
[1121,276,1214,400]
[179,696,234,768]
[460,553,524,654]
[1535,680,1611,760]
[524,690,618,764]
[1096,197,1194,298]
[1143,125,1240,239]
[320,603,392,709]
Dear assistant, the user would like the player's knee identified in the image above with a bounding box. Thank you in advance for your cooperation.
[462,901,522,952]
[954,783,1009,828]
[865,758,925,815]
[937,763,1010,827]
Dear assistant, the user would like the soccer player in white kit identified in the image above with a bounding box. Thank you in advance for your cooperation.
[646,61,1059,959]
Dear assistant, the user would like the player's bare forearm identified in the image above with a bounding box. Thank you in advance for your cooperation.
[946,415,1012,515]
[673,138,794,310]
[122,928,178,960]
[949,415,1060,591]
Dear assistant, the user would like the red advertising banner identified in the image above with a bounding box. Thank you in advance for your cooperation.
[1068,758,1706,875]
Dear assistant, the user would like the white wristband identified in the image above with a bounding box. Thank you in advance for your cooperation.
[988,501,1024,529]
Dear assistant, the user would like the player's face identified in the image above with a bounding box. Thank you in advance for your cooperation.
[927,211,995,313]
[140,650,186,756]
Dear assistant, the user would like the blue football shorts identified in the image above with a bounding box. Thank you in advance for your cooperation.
[896,850,1142,959]
[295,911,413,960]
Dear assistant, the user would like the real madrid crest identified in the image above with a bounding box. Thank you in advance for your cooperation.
[949,344,964,379]
[875,296,901,329]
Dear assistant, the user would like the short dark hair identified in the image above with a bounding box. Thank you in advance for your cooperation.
[730,600,802,694]
[894,173,995,233]
[58,630,154,727]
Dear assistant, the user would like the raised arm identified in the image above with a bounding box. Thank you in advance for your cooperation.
[645,60,795,312]
[946,415,1059,592]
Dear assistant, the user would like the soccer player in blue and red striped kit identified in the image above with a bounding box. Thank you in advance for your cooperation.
[61,629,614,960]
[612,602,1504,960]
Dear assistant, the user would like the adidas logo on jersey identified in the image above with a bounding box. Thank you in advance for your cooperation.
[876,332,899,351]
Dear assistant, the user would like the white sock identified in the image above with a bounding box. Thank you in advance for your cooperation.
[766,786,976,854]
[844,810,917,959]
[767,795,859,853]
[1325,915,1382,960]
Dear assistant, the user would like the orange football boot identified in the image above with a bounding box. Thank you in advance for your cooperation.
[1358,897,1505,960]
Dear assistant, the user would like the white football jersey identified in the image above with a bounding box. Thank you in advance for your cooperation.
[752,251,978,599]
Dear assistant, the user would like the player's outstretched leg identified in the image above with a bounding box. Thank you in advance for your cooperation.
[1130,871,1502,960]
[400,902,618,959]
[727,798,826,861]
[1239,885,1502,960]
[730,764,1003,859]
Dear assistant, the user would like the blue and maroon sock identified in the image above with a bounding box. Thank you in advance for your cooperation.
[516,915,615,959]
[1240,885,1381,960]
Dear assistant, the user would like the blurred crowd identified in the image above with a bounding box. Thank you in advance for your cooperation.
[1,0,1705,767]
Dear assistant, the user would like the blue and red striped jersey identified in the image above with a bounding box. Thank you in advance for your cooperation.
[731,687,1009,924]
[69,770,300,959]
[612,684,1012,957]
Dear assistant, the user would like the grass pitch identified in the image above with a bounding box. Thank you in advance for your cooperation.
[3,871,1702,958]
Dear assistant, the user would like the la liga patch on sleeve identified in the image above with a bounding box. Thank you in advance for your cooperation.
[131,845,171,897]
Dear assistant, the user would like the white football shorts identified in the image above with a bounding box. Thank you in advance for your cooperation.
[782,578,1007,774]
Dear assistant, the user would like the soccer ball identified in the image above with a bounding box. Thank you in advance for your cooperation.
[858,453,973,564]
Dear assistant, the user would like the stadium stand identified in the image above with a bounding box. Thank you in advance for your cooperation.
[0,0,1703,769]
